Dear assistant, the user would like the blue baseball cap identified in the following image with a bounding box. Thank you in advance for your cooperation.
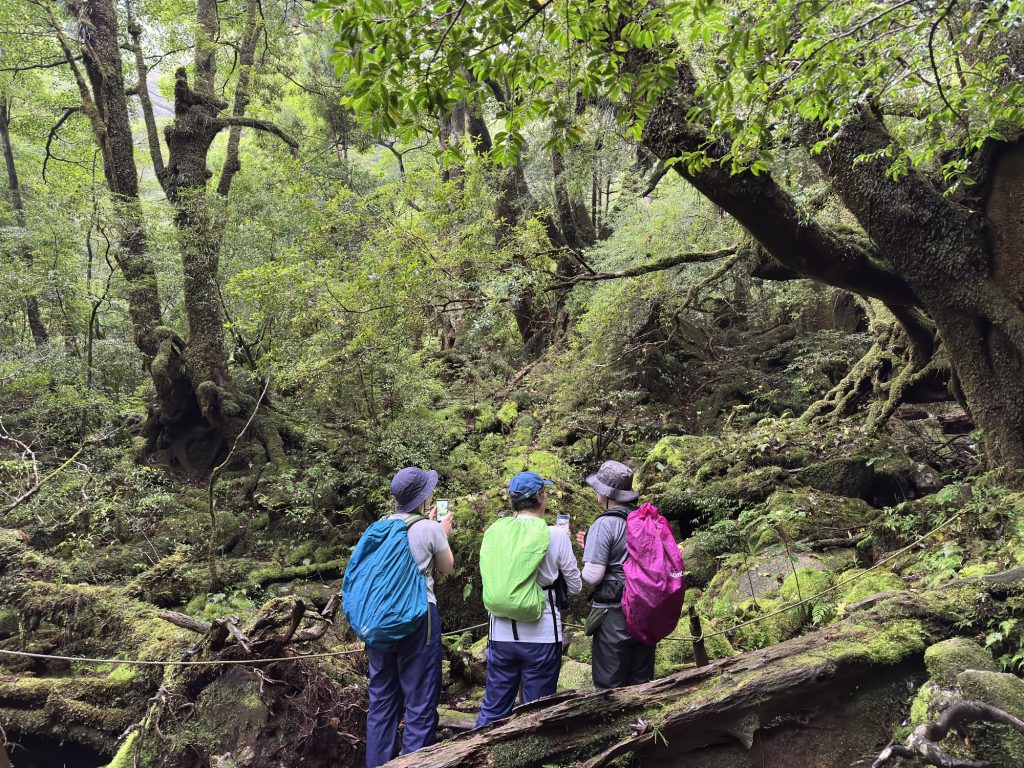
[508,471,554,501]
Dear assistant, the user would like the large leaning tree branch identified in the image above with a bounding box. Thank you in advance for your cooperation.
[545,245,737,290]
[641,61,917,308]
[218,116,298,154]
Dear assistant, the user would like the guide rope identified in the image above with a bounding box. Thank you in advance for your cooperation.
[0,622,489,668]
[0,514,962,667]
[568,510,963,644]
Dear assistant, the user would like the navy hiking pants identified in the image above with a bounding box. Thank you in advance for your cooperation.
[475,640,562,727]
[365,602,442,768]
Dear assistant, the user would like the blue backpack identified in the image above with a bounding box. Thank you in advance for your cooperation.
[342,515,428,649]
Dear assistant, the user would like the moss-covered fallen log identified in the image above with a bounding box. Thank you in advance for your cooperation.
[384,572,1021,768]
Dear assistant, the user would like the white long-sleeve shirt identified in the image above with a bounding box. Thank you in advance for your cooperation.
[489,523,582,643]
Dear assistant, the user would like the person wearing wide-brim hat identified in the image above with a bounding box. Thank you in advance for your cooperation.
[579,460,655,689]
[365,466,454,768]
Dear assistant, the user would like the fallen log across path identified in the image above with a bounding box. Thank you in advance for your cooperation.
[385,571,1024,768]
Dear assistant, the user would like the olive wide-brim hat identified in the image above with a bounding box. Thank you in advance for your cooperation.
[391,466,439,514]
[585,460,639,503]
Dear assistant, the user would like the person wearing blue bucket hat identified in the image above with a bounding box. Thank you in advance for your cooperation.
[475,471,581,727]
[363,466,454,767]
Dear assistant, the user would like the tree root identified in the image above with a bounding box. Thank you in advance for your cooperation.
[803,298,945,429]
[872,700,1024,768]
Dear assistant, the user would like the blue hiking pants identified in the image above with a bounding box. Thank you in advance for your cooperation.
[475,640,562,727]
[365,602,442,768]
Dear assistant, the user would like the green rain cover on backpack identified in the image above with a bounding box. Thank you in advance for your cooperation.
[480,516,551,622]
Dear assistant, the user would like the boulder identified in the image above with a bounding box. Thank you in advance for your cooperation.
[797,457,875,499]
[924,637,997,686]
[557,659,593,692]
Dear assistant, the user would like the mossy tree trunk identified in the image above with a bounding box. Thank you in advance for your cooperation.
[0,98,47,347]
[59,0,292,473]
[642,61,1024,473]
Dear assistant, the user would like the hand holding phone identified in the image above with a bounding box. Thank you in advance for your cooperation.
[556,513,570,529]
[435,499,452,534]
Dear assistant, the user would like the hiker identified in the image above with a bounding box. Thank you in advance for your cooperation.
[476,471,582,727]
[580,460,657,688]
[342,466,454,768]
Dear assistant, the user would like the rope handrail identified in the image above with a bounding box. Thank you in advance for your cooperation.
[0,513,961,667]
[0,622,490,668]
[568,510,963,643]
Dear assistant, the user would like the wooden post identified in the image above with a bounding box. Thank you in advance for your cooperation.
[688,605,709,667]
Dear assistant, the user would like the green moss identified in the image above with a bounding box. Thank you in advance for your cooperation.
[956,670,1024,763]
[958,561,1001,578]
[765,489,877,542]
[557,659,593,691]
[654,613,734,677]
[496,400,519,427]
[468,634,489,662]
[780,568,834,603]
[473,402,499,432]
[285,542,316,566]
[909,681,935,725]
[502,449,572,482]
[837,568,907,604]
[822,618,927,665]
[797,457,875,498]
[247,557,345,588]
[636,435,723,491]
[924,638,997,686]
[102,731,141,768]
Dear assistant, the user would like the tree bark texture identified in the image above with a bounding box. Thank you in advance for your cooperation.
[642,60,1024,471]
[0,99,47,346]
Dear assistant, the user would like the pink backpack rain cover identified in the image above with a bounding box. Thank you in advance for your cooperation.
[622,502,685,645]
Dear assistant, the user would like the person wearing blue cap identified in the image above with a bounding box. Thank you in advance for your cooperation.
[365,466,454,768]
[475,471,582,727]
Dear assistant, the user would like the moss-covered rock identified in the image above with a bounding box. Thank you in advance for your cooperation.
[636,435,723,491]
[780,567,834,605]
[959,561,1001,578]
[496,401,519,428]
[798,457,875,499]
[763,489,877,547]
[956,669,1024,762]
[837,568,907,604]
[924,638,997,686]
[680,538,718,588]
[557,659,593,691]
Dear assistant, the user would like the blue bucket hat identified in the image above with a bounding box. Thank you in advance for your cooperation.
[391,466,439,515]
[508,471,553,503]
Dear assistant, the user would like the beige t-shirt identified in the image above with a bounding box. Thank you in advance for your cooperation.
[388,513,450,605]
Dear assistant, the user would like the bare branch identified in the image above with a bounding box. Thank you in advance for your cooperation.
[219,116,298,153]
[0,55,82,73]
[544,245,738,291]
[42,107,81,181]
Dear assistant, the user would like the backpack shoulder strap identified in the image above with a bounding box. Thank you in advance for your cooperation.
[403,513,426,530]
[598,507,630,522]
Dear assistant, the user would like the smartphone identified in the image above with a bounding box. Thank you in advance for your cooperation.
[556,513,570,529]
[435,499,451,520]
